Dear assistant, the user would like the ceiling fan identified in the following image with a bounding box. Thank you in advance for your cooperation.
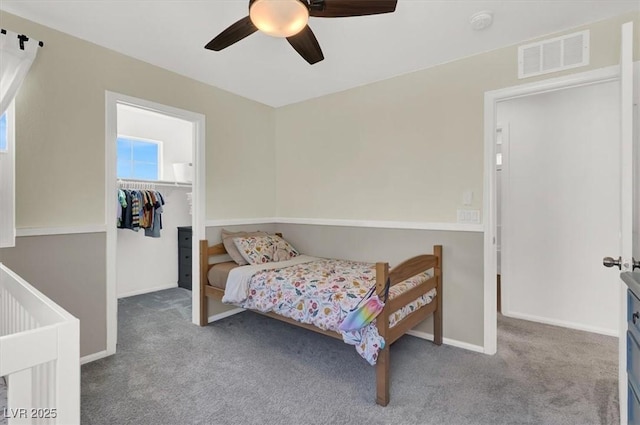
[204,0,398,65]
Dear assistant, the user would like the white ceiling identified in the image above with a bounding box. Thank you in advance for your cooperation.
[1,0,638,107]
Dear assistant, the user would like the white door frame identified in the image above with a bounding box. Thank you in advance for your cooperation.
[483,65,622,355]
[105,92,206,356]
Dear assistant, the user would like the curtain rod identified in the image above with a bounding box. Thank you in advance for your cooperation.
[0,28,44,48]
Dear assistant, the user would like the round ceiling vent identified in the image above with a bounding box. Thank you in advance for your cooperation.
[470,11,493,31]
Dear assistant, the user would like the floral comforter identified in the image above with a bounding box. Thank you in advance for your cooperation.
[230,258,435,365]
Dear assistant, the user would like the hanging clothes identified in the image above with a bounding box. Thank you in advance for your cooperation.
[145,191,165,238]
[117,189,126,227]
[117,188,165,237]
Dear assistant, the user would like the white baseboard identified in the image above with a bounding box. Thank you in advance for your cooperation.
[502,310,619,337]
[406,330,485,353]
[80,350,110,365]
[208,307,245,323]
[118,283,178,299]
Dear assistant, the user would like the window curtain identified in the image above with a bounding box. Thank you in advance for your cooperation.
[0,30,40,248]
[0,30,39,115]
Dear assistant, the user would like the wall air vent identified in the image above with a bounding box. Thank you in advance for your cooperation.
[518,30,589,79]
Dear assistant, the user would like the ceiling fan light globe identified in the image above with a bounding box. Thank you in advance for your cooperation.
[249,0,309,38]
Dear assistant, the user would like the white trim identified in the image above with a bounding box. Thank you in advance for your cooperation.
[488,64,620,103]
[105,92,118,357]
[501,311,618,337]
[205,217,483,232]
[16,225,107,237]
[205,218,276,227]
[275,217,483,232]
[11,218,485,236]
[406,330,485,354]
[207,307,245,323]
[105,91,206,358]
[80,350,110,365]
[0,101,15,248]
[117,283,178,299]
[192,110,206,327]
[483,64,623,358]
[619,23,635,425]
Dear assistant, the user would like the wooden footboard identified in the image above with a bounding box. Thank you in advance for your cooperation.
[374,245,442,406]
[199,238,443,406]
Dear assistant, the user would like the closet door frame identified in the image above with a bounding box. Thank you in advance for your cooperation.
[105,91,206,356]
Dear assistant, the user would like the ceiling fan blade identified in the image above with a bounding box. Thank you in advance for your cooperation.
[309,0,397,18]
[205,16,257,51]
[287,26,324,65]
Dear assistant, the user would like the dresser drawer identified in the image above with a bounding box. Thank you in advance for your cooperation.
[179,248,192,265]
[178,267,192,289]
[630,381,640,425]
[629,331,640,393]
[178,227,192,248]
[177,226,193,290]
[629,290,640,332]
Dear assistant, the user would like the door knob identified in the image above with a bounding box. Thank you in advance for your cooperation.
[634,258,640,271]
[603,256,622,270]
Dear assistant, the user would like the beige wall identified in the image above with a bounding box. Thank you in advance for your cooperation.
[3,10,638,357]
[1,11,276,228]
[0,11,276,358]
[275,11,640,222]
[0,233,106,357]
[266,11,638,348]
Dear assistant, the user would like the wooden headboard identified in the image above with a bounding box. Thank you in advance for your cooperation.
[198,232,283,326]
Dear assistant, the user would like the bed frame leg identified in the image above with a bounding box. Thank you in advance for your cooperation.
[376,345,390,406]
[434,245,443,346]
[375,262,390,406]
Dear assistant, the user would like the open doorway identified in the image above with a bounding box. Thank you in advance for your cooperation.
[496,80,620,335]
[105,93,205,356]
[115,104,193,298]
[483,65,623,355]
[486,68,624,425]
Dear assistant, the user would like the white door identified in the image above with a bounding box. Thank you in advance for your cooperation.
[499,79,621,334]
[614,21,636,425]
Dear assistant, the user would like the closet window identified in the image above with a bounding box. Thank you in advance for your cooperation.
[117,137,160,180]
[0,113,7,151]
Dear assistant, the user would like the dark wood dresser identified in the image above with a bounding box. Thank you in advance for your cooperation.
[177,226,192,290]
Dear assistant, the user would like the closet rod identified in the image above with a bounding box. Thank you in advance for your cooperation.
[117,178,191,189]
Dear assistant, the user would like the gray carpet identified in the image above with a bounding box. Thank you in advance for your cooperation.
[1,377,5,425]
[81,288,618,425]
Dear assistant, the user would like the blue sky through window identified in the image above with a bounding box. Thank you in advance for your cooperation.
[0,113,7,151]
[117,137,159,180]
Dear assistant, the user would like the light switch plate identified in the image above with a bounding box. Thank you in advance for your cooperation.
[457,209,481,224]
[463,190,473,206]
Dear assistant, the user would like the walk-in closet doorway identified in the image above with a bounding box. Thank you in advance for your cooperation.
[105,92,205,356]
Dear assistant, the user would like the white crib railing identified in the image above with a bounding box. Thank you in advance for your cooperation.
[0,264,79,425]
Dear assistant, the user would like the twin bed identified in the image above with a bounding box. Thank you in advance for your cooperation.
[198,233,443,406]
